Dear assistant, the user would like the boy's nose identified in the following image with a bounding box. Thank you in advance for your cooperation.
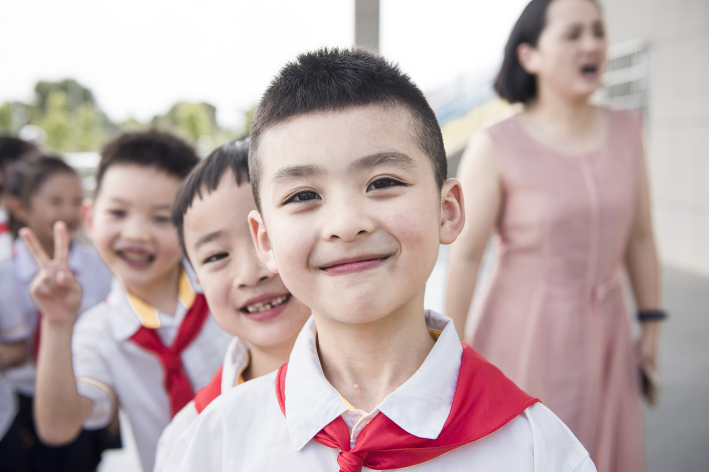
[321,198,375,242]
[234,249,273,288]
[121,216,151,242]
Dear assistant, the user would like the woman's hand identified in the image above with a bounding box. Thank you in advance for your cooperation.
[20,221,81,327]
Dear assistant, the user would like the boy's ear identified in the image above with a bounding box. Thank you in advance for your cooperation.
[81,199,94,238]
[248,210,279,274]
[439,178,466,245]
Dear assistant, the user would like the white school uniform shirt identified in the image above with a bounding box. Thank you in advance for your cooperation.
[0,207,11,261]
[164,311,597,472]
[0,260,30,439]
[1,238,113,396]
[153,336,250,471]
[72,266,232,471]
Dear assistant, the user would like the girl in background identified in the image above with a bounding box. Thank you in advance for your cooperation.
[0,156,114,471]
[446,0,663,470]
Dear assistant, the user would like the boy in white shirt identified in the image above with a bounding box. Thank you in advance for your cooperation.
[21,130,231,471]
[164,48,596,471]
[153,139,311,470]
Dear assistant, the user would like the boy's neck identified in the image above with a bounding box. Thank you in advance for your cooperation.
[124,265,182,316]
[241,334,298,384]
[315,290,435,413]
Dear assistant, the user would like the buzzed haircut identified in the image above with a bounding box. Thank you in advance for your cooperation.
[96,129,199,196]
[171,138,250,257]
[248,47,447,211]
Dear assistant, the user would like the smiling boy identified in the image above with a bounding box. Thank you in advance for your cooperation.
[153,139,311,470]
[165,48,595,471]
[23,130,231,471]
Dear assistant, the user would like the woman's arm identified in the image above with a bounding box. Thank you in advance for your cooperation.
[625,149,662,372]
[445,131,503,338]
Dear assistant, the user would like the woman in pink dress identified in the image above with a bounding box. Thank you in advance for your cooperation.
[445,0,665,470]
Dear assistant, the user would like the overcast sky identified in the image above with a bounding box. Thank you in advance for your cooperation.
[1,0,527,129]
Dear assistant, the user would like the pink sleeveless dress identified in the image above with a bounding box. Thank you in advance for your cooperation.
[470,109,645,471]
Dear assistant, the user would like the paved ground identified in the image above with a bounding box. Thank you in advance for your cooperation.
[99,246,709,471]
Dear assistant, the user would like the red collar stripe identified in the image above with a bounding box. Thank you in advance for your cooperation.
[194,365,223,414]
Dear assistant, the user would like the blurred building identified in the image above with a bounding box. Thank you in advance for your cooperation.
[599,0,709,276]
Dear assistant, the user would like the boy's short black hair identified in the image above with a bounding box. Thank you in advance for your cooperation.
[0,136,40,192]
[96,129,199,195]
[8,155,78,206]
[171,138,250,257]
[248,47,447,211]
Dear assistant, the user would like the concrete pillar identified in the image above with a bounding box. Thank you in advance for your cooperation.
[355,0,379,52]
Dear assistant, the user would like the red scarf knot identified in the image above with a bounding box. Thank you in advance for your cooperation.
[338,450,366,472]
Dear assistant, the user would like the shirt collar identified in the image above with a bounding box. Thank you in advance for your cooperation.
[284,310,463,451]
[221,337,251,393]
[13,238,84,282]
[108,260,201,340]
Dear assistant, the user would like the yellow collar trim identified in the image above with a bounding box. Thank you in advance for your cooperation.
[126,272,196,329]
[336,327,442,412]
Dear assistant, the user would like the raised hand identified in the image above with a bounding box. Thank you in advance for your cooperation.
[20,221,82,326]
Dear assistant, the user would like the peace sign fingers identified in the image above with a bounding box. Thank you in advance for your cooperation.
[19,226,51,269]
[53,221,70,267]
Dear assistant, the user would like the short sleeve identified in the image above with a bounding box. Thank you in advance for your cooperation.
[0,258,30,343]
[524,403,596,472]
[71,308,116,429]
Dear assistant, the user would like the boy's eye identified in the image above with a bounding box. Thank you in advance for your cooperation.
[153,215,171,224]
[202,252,228,265]
[285,190,321,204]
[109,209,126,218]
[367,178,404,191]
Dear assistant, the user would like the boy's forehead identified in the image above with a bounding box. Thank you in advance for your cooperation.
[184,176,255,241]
[258,105,425,176]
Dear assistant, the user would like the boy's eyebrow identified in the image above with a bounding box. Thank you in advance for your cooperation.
[269,164,326,189]
[269,152,416,190]
[352,151,416,171]
[193,230,223,251]
[107,197,172,210]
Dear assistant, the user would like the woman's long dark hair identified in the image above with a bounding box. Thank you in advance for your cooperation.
[494,0,556,104]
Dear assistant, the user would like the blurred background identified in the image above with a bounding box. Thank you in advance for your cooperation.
[1,0,707,470]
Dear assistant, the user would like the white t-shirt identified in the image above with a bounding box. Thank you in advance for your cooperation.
[1,238,113,396]
[72,269,232,471]
[154,337,250,471]
[0,258,29,439]
[164,311,596,471]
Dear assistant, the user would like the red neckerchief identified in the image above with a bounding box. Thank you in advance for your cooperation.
[129,293,210,417]
[193,365,223,414]
[276,343,539,472]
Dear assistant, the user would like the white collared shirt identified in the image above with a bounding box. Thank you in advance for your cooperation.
[0,255,30,439]
[153,336,250,471]
[164,311,596,471]
[1,238,113,396]
[71,267,232,471]
[0,208,11,261]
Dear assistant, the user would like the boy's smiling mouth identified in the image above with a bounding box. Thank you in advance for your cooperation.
[240,293,292,321]
[115,247,156,268]
[319,253,391,275]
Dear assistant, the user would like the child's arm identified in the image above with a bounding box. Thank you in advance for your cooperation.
[20,222,94,445]
[0,340,27,369]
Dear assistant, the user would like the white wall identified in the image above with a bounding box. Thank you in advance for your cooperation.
[601,0,709,276]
